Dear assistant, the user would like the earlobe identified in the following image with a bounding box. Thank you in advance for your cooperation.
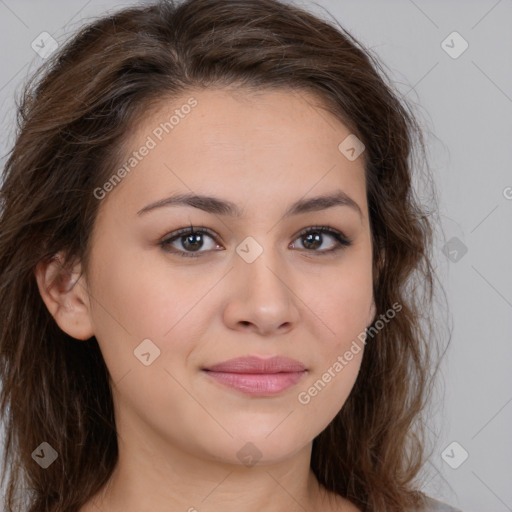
[34,252,95,340]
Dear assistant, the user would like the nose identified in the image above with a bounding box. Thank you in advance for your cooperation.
[222,250,300,336]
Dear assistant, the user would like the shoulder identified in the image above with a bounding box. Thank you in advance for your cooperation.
[328,494,462,512]
[416,495,463,512]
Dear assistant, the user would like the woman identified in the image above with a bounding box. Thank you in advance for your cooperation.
[0,0,460,511]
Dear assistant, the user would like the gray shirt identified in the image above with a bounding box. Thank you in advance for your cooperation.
[421,496,462,512]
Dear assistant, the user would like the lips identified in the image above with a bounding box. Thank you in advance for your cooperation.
[204,355,306,373]
[202,356,307,396]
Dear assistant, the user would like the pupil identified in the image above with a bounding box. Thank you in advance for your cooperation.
[304,232,321,249]
[183,233,202,251]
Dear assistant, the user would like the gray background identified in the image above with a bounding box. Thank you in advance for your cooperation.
[0,1,511,511]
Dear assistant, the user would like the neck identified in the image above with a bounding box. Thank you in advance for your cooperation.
[87,414,337,512]
[92,441,328,512]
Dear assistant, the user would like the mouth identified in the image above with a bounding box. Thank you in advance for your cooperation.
[202,355,307,396]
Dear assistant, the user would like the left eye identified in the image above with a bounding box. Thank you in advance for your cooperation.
[159,225,352,258]
[290,226,352,253]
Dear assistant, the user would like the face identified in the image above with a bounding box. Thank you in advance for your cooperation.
[58,88,376,465]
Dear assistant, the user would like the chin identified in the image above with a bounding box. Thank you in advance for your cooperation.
[198,427,311,467]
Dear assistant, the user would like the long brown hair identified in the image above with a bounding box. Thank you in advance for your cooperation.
[0,1,449,510]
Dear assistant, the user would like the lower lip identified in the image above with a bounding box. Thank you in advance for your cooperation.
[202,370,306,396]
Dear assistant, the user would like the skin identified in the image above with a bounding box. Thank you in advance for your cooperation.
[35,87,376,512]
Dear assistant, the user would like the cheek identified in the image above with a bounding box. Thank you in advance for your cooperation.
[293,247,372,419]
[296,282,369,426]
[304,250,374,351]
[296,349,363,424]
[86,242,219,373]
[85,248,211,428]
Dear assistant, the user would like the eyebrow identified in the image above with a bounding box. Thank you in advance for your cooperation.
[136,190,363,220]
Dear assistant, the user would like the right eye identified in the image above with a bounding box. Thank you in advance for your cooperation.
[159,226,224,258]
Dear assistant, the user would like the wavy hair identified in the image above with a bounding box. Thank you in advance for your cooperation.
[0,0,449,510]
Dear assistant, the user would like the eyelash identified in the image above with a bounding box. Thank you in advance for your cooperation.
[159,225,352,258]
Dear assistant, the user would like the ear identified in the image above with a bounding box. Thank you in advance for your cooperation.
[34,252,94,340]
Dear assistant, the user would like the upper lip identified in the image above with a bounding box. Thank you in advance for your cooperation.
[203,356,306,374]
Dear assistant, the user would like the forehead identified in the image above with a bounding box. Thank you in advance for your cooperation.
[103,87,368,217]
